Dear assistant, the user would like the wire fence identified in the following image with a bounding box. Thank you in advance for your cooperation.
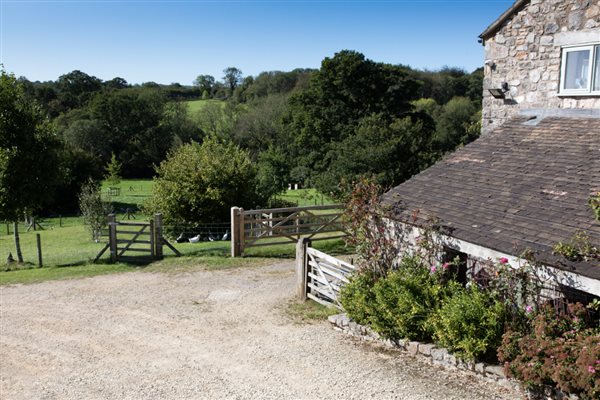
[0,210,349,270]
[0,218,110,269]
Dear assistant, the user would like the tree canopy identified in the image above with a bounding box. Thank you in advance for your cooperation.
[147,136,264,226]
[0,70,63,220]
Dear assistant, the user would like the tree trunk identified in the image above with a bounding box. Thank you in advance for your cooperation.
[14,221,23,263]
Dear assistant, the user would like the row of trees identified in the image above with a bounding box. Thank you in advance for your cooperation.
[5,50,483,228]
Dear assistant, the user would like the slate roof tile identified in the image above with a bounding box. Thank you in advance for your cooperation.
[381,117,600,280]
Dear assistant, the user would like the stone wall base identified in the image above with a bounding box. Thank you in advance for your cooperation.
[328,314,580,400]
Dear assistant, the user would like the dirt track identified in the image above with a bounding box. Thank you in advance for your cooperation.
[0,261,523,399]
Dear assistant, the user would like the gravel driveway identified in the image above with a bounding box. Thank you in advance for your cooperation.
[0,261,523,399]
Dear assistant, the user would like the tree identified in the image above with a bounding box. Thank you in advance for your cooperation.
[411,98,441,120]
[0,70,63,262]
[62,118,112,161]
[256,147,290,201]
[193,74,215,95]
[233,94,288,155]
[56,70,102,110]
[88,87,171,177]
[222,67,243,96]
[283,50,423,193]
[147,136,263,226]
[315,114,436,196]
[161,101,203,146]
[104,77,129,90]
[434,96,479,152]
[78,179,112,241]
[104,153,122,186]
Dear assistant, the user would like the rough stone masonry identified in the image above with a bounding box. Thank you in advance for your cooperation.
[481,0,600,134]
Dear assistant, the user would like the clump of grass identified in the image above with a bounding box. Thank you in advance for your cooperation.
[283,299,338,324]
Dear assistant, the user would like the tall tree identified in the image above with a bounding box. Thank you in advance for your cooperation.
[222,67,243,96]
[193,74,215,95]
[0,70,63,261]
[56,70,102,110]
[283,50,423,191]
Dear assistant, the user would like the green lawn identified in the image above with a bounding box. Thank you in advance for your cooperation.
[101,179,153,212]
[0,178,345,285]
[185,99,226,115]
[274,188,335,207]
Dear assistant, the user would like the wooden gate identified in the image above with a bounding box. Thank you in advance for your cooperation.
[231,205,347,257]
[109,216,155,263]
[296,238,356,309]
[95,213,181,263]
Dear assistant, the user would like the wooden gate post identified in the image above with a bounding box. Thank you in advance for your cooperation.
[296,238,311,301]
[108,214,117,263]
[231,207,244,257]
[36,233,43,268]
[154,213,163,260]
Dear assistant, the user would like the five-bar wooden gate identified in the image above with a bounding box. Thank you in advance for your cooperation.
[296,238,356,309]
[95,213,181,263]
[231,205,347,257]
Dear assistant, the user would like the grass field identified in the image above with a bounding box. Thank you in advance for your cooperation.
[0,178,344,285]
[276,188,335,207]
[185,99,226,115]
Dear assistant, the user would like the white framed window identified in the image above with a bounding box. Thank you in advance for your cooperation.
[559,44,600,96]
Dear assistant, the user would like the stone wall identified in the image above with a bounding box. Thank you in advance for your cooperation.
[328,314,515,387]
[482,0,600,134]
[328,313,581,400]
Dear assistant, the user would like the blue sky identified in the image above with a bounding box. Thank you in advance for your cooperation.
[1,0,513,85]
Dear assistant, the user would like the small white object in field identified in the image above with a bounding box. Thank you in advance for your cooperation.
[188,235,200,243]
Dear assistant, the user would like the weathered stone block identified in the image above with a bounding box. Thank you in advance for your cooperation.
[418,343,435,356]
[430,348,446,361]
[444,353,457,367]
[406,341,419,356]
[485,364,506,379]
[475,362,486,374]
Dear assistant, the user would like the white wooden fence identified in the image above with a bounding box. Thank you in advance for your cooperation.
[296,238,356,309]
[231,205,346,257]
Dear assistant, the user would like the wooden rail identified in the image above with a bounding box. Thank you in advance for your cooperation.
[296,238,356,309]
[96,213,180,263]
[231,205,347,257]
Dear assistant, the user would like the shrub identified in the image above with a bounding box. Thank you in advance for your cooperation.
[431,286,507,361]
[78,179,112,241]
[339,270,377,326]
[147,136,264,226]
[499,303,599,399]
[370,256,460,341]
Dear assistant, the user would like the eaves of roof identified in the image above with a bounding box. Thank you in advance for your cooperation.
[479,0,531,42]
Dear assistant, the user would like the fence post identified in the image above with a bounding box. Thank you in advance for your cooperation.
[36,233,43,268]
[231,207,244,257]
[154,213,163,260]
[149,218,155,259]
[296,238,311,301]
[108,214,117,263]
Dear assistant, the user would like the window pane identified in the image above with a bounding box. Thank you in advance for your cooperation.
[594,47,600,91]
[564,49,590,90]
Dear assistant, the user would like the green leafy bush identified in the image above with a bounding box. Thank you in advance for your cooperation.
[499,303,599,399]
[147,136,264,226]
[371,263,439,341]
[431,286,507,361]
[339,271,376,326]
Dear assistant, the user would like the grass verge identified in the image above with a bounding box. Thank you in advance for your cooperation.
[283,299,339,324]
[0,255,283,286]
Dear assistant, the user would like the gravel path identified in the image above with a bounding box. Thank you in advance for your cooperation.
[1,261,523,399]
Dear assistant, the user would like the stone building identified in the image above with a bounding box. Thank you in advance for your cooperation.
[381,0,600,299]
[480,0,600,134]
